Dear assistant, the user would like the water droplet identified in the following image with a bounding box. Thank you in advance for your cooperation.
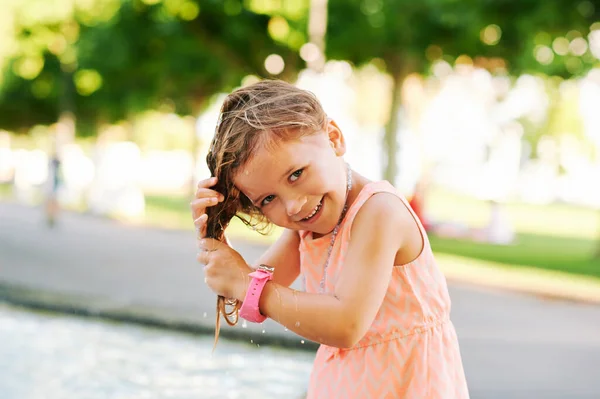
[203,312,207,318]
[295,321,300,327]
[300,340,305,344]
[250,339,253,344]
[242,320,248,328]
[284,327,288,332]
[257,344,260,347]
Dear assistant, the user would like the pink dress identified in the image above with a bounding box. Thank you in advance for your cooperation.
[299,181,470,398]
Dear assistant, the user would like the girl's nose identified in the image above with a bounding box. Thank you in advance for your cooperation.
[285,196,307,217]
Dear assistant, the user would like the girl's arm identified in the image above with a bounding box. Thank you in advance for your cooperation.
[258,193,409,348]
[253,228,301,288]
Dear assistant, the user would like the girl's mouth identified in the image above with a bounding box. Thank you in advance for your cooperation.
[300,198,323,223]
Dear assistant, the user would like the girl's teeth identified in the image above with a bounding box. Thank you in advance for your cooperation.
[302,202,321,221]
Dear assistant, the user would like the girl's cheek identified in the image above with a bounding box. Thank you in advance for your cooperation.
[266,208,288,226]
[259,207,275,222]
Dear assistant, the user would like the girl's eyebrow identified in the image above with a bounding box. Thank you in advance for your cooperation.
[234,185,259,206]
[244,191,262,206]
[249,193,266,206]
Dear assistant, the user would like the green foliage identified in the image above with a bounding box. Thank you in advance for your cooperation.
[0,0,304,132]
[327,0,482,73]
[0,54,62,131]
[466,0,600,77]
[327,0,599,76]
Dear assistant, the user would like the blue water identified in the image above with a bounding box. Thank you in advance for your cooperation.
[0,305,313,399]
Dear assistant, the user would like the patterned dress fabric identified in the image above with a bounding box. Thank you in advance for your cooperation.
[299,181,470,398]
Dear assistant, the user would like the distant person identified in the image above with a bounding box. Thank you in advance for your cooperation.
[191,80,469,398]
[408,178,431,231]
[45,154,62,227]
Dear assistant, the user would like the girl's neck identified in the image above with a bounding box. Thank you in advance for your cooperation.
[311,170,370,239]
[344,170,369,212]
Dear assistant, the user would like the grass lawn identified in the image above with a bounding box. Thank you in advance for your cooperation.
[0,183,12,198]
[430,233,600,279]
[425,186,600,280]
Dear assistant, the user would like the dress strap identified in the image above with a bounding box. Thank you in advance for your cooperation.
[339,180,429,250]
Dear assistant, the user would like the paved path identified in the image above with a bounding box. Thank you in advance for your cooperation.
[2,201,600,398]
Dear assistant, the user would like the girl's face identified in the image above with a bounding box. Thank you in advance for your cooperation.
[233,120,348,235]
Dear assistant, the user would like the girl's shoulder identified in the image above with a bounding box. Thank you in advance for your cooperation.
[347,180,408,217]
[344,181,425,260]
[346,180,413,233]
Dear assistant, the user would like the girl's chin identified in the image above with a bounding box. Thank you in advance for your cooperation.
[312,199,348,234]
[306,217,343,236]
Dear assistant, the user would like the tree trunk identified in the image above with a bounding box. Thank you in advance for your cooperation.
[56,27,78,151]
[383,70,406,183]
[307,0,328,72]
[56,61,76,152]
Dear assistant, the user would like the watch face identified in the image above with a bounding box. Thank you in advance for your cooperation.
[258,264,275,273]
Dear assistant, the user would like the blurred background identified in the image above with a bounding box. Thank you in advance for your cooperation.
[1,0,600,398]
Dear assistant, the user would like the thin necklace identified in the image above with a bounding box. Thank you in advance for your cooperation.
[303,164,353,294]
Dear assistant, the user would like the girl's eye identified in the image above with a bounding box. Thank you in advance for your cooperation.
[290,169,303,182]
[261,195,275,207]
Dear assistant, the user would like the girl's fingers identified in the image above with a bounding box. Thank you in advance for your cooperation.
[196,250,210,265]
[195,224,205,240]
[196,178,224,200]
[195,189,224,201]
[191,177,223,223]
[191,197,219,208]
[194,214,208,238]
[194,213,208,224]
[190,197,220,220]
[197,176,218,188]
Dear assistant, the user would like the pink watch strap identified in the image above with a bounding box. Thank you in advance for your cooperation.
[239,265,273,323]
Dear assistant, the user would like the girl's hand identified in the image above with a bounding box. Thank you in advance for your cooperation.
[197,238,252,302]
[190,177,224,239]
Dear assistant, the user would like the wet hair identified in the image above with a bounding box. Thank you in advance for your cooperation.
[205,79,327,347]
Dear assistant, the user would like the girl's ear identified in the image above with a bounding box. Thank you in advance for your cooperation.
[327,119,346,157]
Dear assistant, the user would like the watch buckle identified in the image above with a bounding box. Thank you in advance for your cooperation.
[258,264,275,273]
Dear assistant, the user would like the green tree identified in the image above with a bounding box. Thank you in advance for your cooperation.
[0,0,303,132]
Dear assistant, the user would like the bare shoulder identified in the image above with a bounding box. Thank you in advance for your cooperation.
[350,192,422,263]
[352,192,406,233]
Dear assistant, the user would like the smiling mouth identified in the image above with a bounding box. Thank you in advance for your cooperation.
[300,199,323,222]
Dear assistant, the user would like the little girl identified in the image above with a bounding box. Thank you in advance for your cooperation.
[192,80,470,398]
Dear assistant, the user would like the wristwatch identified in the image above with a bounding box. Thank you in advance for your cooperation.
[239,264,274,323]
